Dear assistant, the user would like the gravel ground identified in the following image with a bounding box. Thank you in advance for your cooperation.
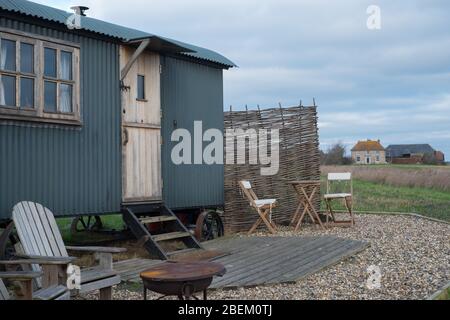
[79,214,450,300]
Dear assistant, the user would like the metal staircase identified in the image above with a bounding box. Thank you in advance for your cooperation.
[122,203,203,260]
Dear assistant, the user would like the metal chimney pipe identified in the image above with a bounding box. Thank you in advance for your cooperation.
[70,6,89,17]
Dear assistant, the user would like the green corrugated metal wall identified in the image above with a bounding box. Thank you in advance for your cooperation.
[0,17,122,219]
[161,56,224,209]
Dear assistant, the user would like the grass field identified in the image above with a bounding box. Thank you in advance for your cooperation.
[321,165,450,222]
[322,179,450,222]
[55,164,449,244]
[56,214,125,244]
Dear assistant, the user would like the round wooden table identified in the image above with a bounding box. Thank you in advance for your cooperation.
[140,261,226,300]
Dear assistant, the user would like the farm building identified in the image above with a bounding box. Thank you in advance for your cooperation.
[0,0,235,258]
[386,144,445,164]
[351,139,386,165]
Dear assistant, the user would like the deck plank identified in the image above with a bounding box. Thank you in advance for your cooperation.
[113,236,368,289]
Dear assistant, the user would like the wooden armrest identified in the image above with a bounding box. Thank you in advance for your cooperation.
[66,246,127,254]
[0,271,43,281]
[12,254,76,265]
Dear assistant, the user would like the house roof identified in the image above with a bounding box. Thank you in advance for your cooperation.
[351,140,385,152]
[0,0,236,68]
[385,144,435,158]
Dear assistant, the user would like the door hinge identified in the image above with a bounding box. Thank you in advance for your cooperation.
[159,64,163,74]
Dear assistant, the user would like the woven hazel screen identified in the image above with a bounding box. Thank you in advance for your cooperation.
[223,105,321,233]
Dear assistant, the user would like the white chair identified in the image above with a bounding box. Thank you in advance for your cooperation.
[323,173,355,227]
[239,181,278,234]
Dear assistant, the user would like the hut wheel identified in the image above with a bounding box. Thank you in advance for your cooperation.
[70,215,104,234]
[194,210,224,241]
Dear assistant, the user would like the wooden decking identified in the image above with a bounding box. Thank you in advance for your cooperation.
[113,236,369,289]
[205,236,368,289]
[114,258,162,282]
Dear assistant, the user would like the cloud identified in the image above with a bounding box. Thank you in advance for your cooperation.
[34,0,450,157]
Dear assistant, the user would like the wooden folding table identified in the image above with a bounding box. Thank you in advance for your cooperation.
[289,180,325,231]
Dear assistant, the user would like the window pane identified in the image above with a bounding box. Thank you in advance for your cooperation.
[137,75,145,100]
[20,78,34,108]
[1,39,16,71]
[60,51,72,80]
[44,48,57,78]
[20,43,34,74]
[0,75,16,106]
[59,83,73,113]
[44,81,57,112]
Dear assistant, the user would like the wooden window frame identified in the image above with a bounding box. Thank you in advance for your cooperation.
[0,28,81,126]
[136,74,147,102]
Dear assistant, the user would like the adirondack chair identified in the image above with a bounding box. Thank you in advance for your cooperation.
[12,202,126,300]
[238,180,278,235]
[0,259,70,300]
[0,272,42,300]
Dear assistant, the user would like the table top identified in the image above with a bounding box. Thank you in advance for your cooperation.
[140,261,226,282]
[288,180,322,185]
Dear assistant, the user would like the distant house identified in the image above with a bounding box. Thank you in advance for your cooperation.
[351,140,386,165]
[386,144,445,164]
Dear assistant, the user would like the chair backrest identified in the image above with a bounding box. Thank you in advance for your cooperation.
[239,180,259,206]
[328,172,351,181]
[327,173,353,194]
[12,202,68,259]
[0,279,10,300]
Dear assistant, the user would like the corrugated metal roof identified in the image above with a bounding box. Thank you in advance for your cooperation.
[386,144,435,158]
[0,0,236,68]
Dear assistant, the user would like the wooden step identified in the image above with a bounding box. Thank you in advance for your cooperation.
[140,216,177,224]
[153,232,191,242]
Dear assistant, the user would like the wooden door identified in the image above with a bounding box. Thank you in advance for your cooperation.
[120,46,162,203]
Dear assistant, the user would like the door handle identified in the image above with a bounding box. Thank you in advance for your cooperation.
[123,128,129,146]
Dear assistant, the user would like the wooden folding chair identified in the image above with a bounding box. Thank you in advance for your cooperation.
[323,173,355,227]
[239,181,278,235]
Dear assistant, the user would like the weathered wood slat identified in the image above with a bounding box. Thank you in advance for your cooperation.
[153,232,191,242]
[280,241,369,283]
[112,258,164,282]
[81,269,117,284]
[238,238,350,286]
[43,206,68,256]
[35,203,61,256]
[237,239,348,286]
[0,280,10,300]
[167,248,199,257]
[55,291,71,300]
[140,216,177,224]
[210,237,306,272]
[27,202,53,257]
[33,285,68,300]
[115,261,158,276]
[210,236,368,289]
[213,237,334,287]
[66,246,126,254]
[79,275,121,294]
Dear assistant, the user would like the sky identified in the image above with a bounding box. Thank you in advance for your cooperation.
[38,0,450,156]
